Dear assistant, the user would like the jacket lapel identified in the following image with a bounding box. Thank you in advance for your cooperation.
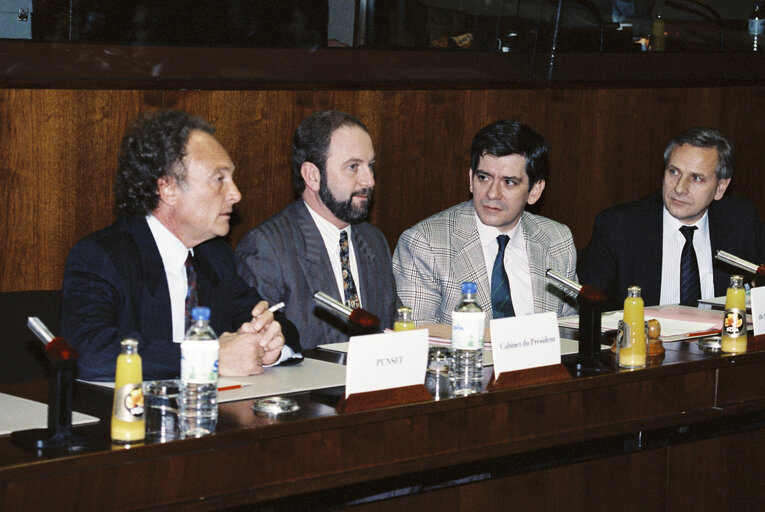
[452,202,492,315]
[521,213,548,313]
[128,215,172,340]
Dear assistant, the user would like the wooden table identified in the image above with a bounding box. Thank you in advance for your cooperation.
[3,337,765,511]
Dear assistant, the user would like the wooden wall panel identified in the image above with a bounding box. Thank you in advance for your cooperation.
[0,86,763,292]
[0,89,157,291]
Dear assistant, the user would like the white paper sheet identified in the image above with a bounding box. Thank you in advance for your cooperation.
[558,305,724,340]
[0,393,100,436]
[81,358,348,403]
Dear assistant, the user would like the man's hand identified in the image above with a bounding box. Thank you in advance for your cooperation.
[218,331,265,376]
[237,301,286,366]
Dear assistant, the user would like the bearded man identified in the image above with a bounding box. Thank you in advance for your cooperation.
[236,111,399,349]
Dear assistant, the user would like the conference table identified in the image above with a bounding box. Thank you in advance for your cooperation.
[2,327,765,511]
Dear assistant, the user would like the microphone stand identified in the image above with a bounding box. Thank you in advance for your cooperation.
[546,270,609,375]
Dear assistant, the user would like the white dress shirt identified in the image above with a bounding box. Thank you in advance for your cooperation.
[659,207,715,305]
[146,214,191,343]
[147,216,294,364]
[305,201,363,307]
[475,214,534,316]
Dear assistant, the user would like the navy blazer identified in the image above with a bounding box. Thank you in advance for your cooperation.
[61,215,299,381]
[235,201,399,350]
[579,192,765,311]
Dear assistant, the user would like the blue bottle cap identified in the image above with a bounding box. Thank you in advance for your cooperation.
[461,282,477,294]
[191,306,211,321]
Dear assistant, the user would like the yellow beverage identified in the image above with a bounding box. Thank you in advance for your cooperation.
[721,276,747,354]
[394,320,416,331]
[393,306,415,331]
[111,338,145,444]
[619,286,647,368]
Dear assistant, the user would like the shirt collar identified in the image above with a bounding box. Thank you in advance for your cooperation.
[474,211,523,250]
[662,206,709,241]
[304,201,352,241]
[146,214,190,274]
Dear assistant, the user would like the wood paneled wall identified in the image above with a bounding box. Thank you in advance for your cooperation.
[2,86,764,292]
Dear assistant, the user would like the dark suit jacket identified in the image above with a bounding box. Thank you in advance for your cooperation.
[579,192,765,311]
[61,215,299,381]
[235,201,399,350]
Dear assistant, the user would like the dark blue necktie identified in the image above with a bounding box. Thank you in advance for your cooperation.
[679,225,701,307]
[491,234,515,318]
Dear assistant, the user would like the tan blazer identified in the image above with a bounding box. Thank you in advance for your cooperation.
[392,201,577,324]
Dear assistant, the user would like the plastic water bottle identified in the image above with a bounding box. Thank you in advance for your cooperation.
[179,306,219,437]
[450,282,484,396]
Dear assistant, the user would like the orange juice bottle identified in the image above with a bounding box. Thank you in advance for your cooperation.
[111,338,145,444]
[393,307,416,331]
[618,286,647,368]
[721,275,747,353]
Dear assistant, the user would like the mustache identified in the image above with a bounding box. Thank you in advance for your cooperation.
[351,187,374,199]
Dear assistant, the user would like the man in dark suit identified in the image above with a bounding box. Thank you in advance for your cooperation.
[580,127,765,311]
[61,110,298,381]
[235,111,398,350]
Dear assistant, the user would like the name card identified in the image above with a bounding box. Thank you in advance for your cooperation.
[345,329,429,398]
[490,311,561,377]
[752,287,765,336]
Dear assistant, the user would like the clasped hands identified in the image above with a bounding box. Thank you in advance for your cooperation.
[218,301,284,376]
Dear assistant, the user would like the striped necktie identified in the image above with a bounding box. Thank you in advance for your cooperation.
[679,225,701,307]
[491,234,515,318]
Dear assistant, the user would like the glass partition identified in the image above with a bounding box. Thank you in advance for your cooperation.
[13,0,757,52]
[0,1,761,85]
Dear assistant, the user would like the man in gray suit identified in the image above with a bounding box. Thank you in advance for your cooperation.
[236,111,398,350]
[393,120,577,325]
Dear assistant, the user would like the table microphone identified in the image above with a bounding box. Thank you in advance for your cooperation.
[715,250,765,277]
[312,291,381,330]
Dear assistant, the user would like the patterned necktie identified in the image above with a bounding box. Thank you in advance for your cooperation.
[339,231,360,310]
[491,234,515,318]
[184,251,199,330]
[679,225,701,307]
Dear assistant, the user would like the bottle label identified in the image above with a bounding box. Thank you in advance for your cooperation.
[113,383,144,422]
[750,18,764,36]
[181,339,220,384]
[451,311,485,350]
[722,308,746,338]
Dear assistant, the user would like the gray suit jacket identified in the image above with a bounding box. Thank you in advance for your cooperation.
[392,201,577,324]
[235,201,398,350]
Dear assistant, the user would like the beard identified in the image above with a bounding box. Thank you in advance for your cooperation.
[319,179,374,224]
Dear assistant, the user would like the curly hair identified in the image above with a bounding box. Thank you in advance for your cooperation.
[290,110,369,196]
[114,110,215,215]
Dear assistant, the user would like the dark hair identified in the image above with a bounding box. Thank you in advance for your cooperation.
[470,120,549,190]
[291,110,369,195]
[663,127,733,180]
[114,110,215,215]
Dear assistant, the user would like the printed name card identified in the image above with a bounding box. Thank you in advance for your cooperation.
[345,329,429,398]
[752,287,765,336]
[490,311,561,377]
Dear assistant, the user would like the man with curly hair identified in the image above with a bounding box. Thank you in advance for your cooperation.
[61,110,299,381]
